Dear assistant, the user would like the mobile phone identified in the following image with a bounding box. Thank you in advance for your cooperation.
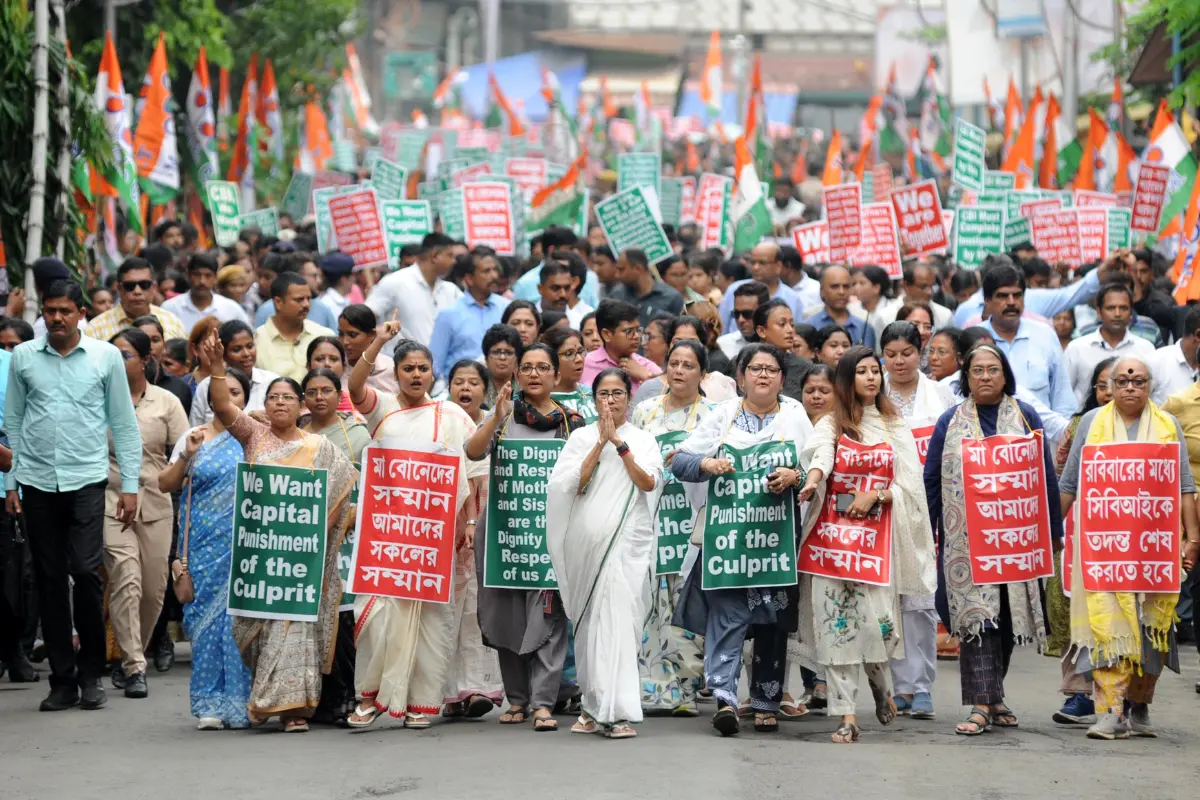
[836,493,881,519]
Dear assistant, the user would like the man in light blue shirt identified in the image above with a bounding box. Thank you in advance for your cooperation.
[952,253,1108,327]
[718,242,807,334]
[978,264,1077,416]
[429,251,510,380]
[510,227,602,308]
[5,280,142,711]
[802,264,878,350]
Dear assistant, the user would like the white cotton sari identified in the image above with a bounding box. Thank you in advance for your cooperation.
[546,422,664,725]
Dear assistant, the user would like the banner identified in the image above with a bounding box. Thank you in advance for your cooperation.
[653,431,692,575]
[381,200,432,267]
[954,206,1006,268]
[792,220,830,265]
[695,173,732,251]
[616,152,662,198]
[961,432,1054,585]
[1076,208,1109,263]
[594,185,673,264]
[204,180,241,247]
[1031,209,1082,266]
[823,182,862,262]
[329,187,389,269]
[1131,163,1169,233]
[228,463,329,621]
[1106,207,1133,250]
[280,172,314,221]
[463,182,516,255]
[891,179,947,255]
[238,208,279,237]
[1074,190,1118,208]
[849,202,902,278]
[348,444,459,603]
[483,439,562,589]
[1077,441,1181,593]
[952,118,986,192]
[702,440,798,590]
[797,436,893,586]
[372,158,408,201]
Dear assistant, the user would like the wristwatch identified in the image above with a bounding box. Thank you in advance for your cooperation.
[615,442,631,457]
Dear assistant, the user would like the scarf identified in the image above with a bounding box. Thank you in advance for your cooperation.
[940,397,1047,644]
[513,392,584,436]
[1070,401,1179,665]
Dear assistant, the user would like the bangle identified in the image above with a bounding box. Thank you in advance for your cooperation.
[361,353,376,366]
[466,519,478,527]
[616,442,630,457]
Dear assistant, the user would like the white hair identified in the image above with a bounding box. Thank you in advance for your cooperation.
[1106,355,1154,394]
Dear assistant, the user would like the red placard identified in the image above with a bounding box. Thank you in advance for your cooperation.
[912,424,936,466]
[679,176,698,223]
[1074,190,1118,208]
[792,221,829,265]
[463,182,516,255]
[1062,513,1073,596]
[379,122,404,162]
[505,157,548,199]
[797,436,893,586]
[1077,441,1181,593]
[327,188,389,269]
[1076,208,1109,263]
[451,161,492,187]
[349,444,460,603]
[1031,209,1082,266]
[961,432,1054,584]
[1019,197,1061,220]
[309,169,354,213]
[849,201,902,278]
[890,179,948,255]
[695,173,731,251]
[871,163,894,204]
[823,183,863,262]
[1131,164,1170,233]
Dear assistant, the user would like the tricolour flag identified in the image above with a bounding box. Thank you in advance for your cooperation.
[822,130,843,187]
[487,72,527,137]
[133,33,179,204]
[1001,86,1042,188]
[1038,92,1068,190]
[918,56,951,157]
[345,44,380,138]
[216,67,232,153]
[732,135,773,252]
[94,32,141,233]
[1143,99,1198,236]
[1107,78,1124,129]
[256,59,285,172]
[746,52,772,185]
[1171,166,1200,302]
[699,31,723,119]
[1003,77,1022,159]
[984,76,1003,131]
[542,67,580,164]
[227,55,258,211]
[296,100,333,174]
[529,150,587,232]
[879,62,907,155]
[183,46,220,208]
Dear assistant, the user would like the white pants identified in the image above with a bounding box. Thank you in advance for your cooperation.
[889,608,938,695]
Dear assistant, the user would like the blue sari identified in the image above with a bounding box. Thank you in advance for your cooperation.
[181,431,252,726]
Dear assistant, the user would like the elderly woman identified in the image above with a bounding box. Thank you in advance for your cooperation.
[923,344,1063,736]
[1058,356,1200,739]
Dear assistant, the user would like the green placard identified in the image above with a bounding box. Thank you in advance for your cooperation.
[550,389,597,424]
[483,439,563,590]
[954,206,1006,268]
[1044,189,1073,207]
[204,180,241,247]
[337,482,359,612]
[280,172,314,221]
[363,146,383,173]
[438,187,466,240]
[702,440,799,590]
[228,463,329,621]
[381,200,432,267]
[1107,207,1133,250]
[455,146,489,165]
[238,208,279,237]
[654,431,692,575]
[1004,215,1033,249]
[659,178,684,227]
[976,191,1008,207]
[952,119,986,192]
[313,186,339,252]
[372,158,408,201]
[859,171,874,203]
[594,185,673,265]
[617,152,662,198]
[984,170,1017,191]
[396,131,429,170]
[333,140,357,173]
[1006,189,1044,220]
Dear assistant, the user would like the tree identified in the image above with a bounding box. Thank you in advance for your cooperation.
[1092,1,1199,107]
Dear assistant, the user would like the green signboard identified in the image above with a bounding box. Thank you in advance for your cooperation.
[482,439,563,590]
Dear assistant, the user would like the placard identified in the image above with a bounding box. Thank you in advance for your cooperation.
[797,436,893,586]
[702,440,799,590]
[653,431,692,575]
[659,177,684,227]
[1076,208,1109,263]
[451,161,492,188]
[1074,190,1118,208]
[438,187,465,240]
[381,200,432,267]
[617,152,662,198]
[695,173,732,251]
[312,185,340,252]
[984,171,1017,191]
[1006,189,1044,219]
[483,439,562,590]
[871,163,894,204]
[912,424,936,466]
[228,463,329,621]
[1031,208,1082,266]
[396,130,429,170]
[238,208,279,237]
[594,185,673,265]
[371,158,408,201]
[1077,441,1181,593]
[1131,163,1170,233]
[954,206,1006,268]
[1018,196,1061,221]
[824,183,863,261]
[960,432,1054,584]
[280,172,314,221]
[1107,207,1133,251]
[679,176,698,224]
[505,157,549,201]
[792,220,830,266]
[849,202,902,277]
[952,118,987,192]
[328,188,389,269]
[462,182,516,255]
[348,445,459,603]
[1004,215,1033,249]
[890,179,948,255]
[204,180,242,247]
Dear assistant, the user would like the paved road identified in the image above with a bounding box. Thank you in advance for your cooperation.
[1,646,1197,800]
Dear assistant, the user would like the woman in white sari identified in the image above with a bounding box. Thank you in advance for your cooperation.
[547,368,664,740]
[797,345,937,743]
[880,321,953,720]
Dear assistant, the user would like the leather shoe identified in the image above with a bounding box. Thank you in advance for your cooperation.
[153,638,174,673]
[80,678,107,710]
[110,662,126,690]
[124,671,148,699]
[39,685,79,712]
[6,652,39,683]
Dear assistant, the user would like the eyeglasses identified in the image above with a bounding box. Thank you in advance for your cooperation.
[304,387,338,398]
[733,309,756,319]
[746,364,782,376]
[121,279,153,292]
[969,366,1003,378]
[518,363,554,375]
[488,348,516,359]
[617,326,642,338]
[266,393,299,403]
[596,389,627,400]
[1113,377,1148,389]
[559,348,585,360]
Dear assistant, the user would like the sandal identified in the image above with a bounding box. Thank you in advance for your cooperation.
[955,708,993,736]
[346,702,380,729]
[990,705,1018,728]
[404,712,431,729]
[465,695,494,719]
[533,710,558,732]
[831,721,860,743]
[283,718,309,733]
[753,712,778,732]
[571,712,599,734]
[738,700,753,718]
[778,697,809,720]
[870,682,897,726]
[712,705,740,737]
[441,701,465,718]
[607,721,637,739]
[498,706,528,725]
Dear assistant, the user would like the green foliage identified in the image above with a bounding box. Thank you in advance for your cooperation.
[1092,0,1200,108]
[1,0,111,285]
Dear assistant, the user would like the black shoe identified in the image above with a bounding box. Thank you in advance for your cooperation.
[124,671,148,699]
[38,685,79,712]
[110,662,126,690]
[153,638,174,673]
[80,678,107,710]
[6,652,39,683]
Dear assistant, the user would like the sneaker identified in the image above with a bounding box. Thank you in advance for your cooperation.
[910,692,935,719]
[1053,693,1097,725]
[124,671,148,699]
[38,684,80,712]
[79,678,107,710]
[1129,703,1157,738]
[197,716,224,731]
[1086,712,1130,740]
[5,652,39,683]
[110,662,126,690]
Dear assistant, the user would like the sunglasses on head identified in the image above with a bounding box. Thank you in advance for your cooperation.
[122,279,153,292]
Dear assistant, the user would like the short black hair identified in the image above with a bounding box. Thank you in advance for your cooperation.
[132,315,163,336]
[0,318,34,343]
[306,335,346,368]
[593,244,614,261]
[1020,257,1052,282]
[501,299,541,329]
[981,264,1025,301]
[270,272,308,301]
[110,327,152,359]
[735,342,787,379]
[879,321,921,351]
[164,337,188,365]
[950,269,979,295]
[300,367,341,395]
[957,326,995,359]
[594,299,640,335]
[1095,280,1133,309]
[521,341,560,374]
[667,315,709,344]
[448,359,490,387]
[42,279,85,309]
[482,324,523,360]
[793,322,819,352]
[152,218,182,242]
[117,257,152,281]
[218,319,254,349]
[187,252,218,274]
[539,309,568,332]
[1184,305,1200,337]
[591,366,631,398]
[339,303,377,333]
[856,265,892,296]
[778,245,804,275]
[540,325,583,352]
[733,280,771,306]
[421,232,456,252]
[752,298,792,339]
[622,248,649,271]
[719,258,751,283]
[539,261,571,284]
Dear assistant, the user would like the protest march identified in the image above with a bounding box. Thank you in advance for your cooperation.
[5,2,1200,770]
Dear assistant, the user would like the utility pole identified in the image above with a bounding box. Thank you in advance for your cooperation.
[1062,6,1078,131]
[480,0,499,67]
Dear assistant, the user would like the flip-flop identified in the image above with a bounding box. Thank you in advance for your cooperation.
[831,722,860,743]
[465,695,494,718]
[712,706,740,737]
[404,712,431,729]
[571,713,599,734]
[499,707,528,724]
[441,701,465,718]
[283,719,309,733]
[607,722,637,739]
[778,699,809,719]
[346,702,380,729]
[533,713,558,732]
[753,712,779,732]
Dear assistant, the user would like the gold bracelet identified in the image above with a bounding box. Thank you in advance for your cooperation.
[361,353,376,366]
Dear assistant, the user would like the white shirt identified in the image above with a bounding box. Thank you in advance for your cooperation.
[769,197,806,228]
[716,330,748,361]
[1148,341,1198,406]
[188,366,280,426]
[33,316,89,337]
[566,300,594,330]
[320,287,352,317]
[791,272,822,312]
[1064,329,1155,404]
[161,291,249,334]
[872,296,953,332]
[365,265,463,352]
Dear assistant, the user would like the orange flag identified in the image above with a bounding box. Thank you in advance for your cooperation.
[600,75,617,120]
[790,151,807,185]
[1074,108,1108,192]
[133,34,175,186]
[823,130,844,186]
[1113,131,1137,196]
[1001,86,1042,188]
[1003,77,1022,156]
[488,71,527,137]
[853,138,872,182]
[227,55,258,183]
[1171,173,1200,301]
[1038,92,1061,189]
[685,138,700,173]
[217,67,231,152]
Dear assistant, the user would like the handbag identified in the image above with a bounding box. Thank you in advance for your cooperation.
[173,471,196,605]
